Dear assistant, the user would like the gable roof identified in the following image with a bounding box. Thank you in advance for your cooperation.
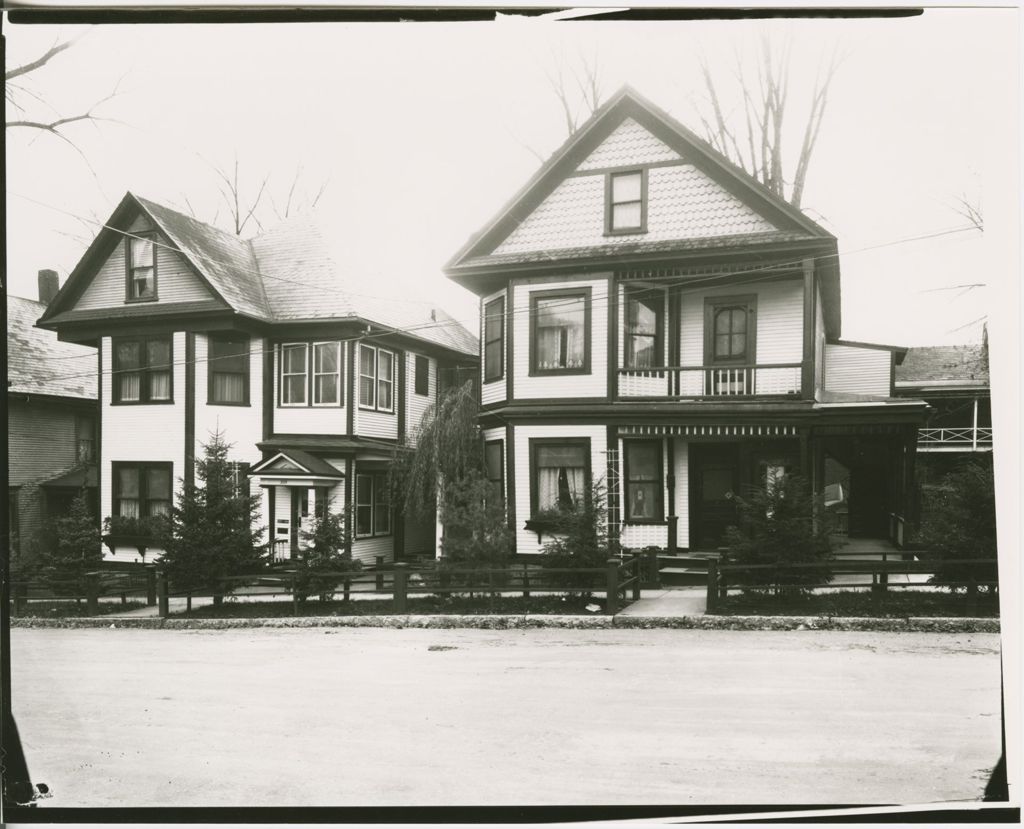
[8,294,98,400]
[249,449,345,479]
[895,344,989,388]
[445,85,835,280]
[39,193,478,358]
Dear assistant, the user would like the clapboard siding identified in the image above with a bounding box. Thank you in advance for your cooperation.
[77,225,214,310]
[356,408,398,440]
[351,534,394,566]
[272,342,349,435]
[512,423,607,555]
[825,344,892,396]
[405,352,435,446]
[194,333,264,458]
[480,287,507,407]
[678,279,803,366]
[101,332,187,561]
[512,275,610,400]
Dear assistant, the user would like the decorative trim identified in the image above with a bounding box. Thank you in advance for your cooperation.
[621,424,798,437]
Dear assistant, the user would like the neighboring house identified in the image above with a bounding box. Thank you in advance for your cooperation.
[895,341,992,486]
[8,271,99,562]
[445,86,930,565]
[37,194,478,565]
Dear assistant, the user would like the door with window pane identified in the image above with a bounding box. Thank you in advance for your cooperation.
[690,444,739,549]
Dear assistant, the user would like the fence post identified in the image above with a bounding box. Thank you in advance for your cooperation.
[157,571,169,618]
[375,556,385,592]
[706,560,718,614]
[605,558,620,616]
[146,568,156,606]
[85,572,100,615]
[522,563,530,598]
[393,563,408,613]
[631,553,642,602]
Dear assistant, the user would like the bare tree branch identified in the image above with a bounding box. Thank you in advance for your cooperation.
[5,34,85,82]
[951,194,983,232]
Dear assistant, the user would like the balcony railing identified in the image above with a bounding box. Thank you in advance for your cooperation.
[618,363,803,399]
[918,427,993,451]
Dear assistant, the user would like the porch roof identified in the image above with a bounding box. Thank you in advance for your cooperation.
[256,436,397,456]
[39,464,98,489]
[249,448,344,479]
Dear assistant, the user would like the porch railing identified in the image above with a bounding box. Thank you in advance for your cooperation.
[918,427,993,450]
[618,363,802,399]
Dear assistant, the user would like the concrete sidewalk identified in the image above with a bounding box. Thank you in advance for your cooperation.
[618,588,706,616]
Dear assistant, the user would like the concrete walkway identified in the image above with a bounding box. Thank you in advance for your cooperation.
[617,587,707,616]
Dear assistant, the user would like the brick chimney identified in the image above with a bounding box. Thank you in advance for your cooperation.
[38,269,59,305]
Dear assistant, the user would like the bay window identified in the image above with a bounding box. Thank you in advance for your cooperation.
[483,296,504,382]
[113,335,172,403]
[530,288,591,375]
[358,344,395,412]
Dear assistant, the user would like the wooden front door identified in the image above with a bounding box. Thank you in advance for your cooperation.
[690,444,740,550]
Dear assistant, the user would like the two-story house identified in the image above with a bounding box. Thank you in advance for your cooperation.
[445,87,929,566]
[37,193,478,565]
[8,271,99,563]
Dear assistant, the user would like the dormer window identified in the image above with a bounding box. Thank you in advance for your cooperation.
[606,170,646,234]
[126,234,157,301]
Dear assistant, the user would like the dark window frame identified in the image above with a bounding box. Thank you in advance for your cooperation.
[357,344,396,413]
[112,334,174,405]
[311,341,344,408]
[605,168,648,235]
[528,287,592,377]
[624,287,665,369]
[703,295,758,366]
[354,471,392,538]
[528,436,591,518]
[623,439,665,524]
[208,333,251,407]
[414,354,430,396]
[112,461,174,519]
[484,439,505,504]
[124,232,159,303]
[75,413,97,463]
[483,295,505,382]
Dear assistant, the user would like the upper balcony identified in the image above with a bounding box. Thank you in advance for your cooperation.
[618,363,803,399]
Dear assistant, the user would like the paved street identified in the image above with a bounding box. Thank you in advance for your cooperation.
[11,627,1002,808]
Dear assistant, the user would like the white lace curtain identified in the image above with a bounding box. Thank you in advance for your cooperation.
[537,465,585,510]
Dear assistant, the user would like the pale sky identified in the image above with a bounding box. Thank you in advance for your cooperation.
[4,9,1019,350]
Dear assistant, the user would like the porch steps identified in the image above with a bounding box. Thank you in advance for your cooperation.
[657,552,722,586]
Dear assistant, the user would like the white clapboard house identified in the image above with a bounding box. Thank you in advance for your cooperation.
[445,87,930,568]
[37,193,478,565]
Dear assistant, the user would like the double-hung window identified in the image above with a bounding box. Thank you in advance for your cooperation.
[606,170,646,234]
[113,462,172,518]
[209,334,250,405]
[113,336,172,403]
[484,440,504,503]
[280,343,308,406]
[530,289,591,375]
[483,296,504,382]
[355,472,391,537]
[625,289,664,368]
[126,234,157,301]
[75,415,96,462]
[624,440,663,522]
[358,345,395,412]
[313,342,342,406]
[532,439,589,514]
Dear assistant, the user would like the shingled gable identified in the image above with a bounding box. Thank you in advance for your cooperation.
[37,192,270,330]
[445,85,836,279]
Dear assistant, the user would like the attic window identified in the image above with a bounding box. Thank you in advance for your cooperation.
[126,234,157,301]
[606,170,646,234]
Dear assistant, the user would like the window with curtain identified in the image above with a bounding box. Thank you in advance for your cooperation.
[625,441,663,522]
[532,293,587,372]
[209,335,250,405]
[355,471,391,537]
[534,442,588,513]
[608,170,644,233]
[114,462,172,518]
[113,336,172,403]
[281,343,308,405]
[127,234,156,300]
[713,306,749,361]
[483,296,504,382]
[625,291,663,368]
[313,341,342,406]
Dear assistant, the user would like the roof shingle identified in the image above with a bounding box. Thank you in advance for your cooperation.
[8,295,98,400]
[896,345,989,385]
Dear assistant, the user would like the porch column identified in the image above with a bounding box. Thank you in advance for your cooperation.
[665,437,677,554]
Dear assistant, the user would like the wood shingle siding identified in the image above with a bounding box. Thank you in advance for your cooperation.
[513,276,610,400]
[575,117,682,170]
[77,231,215,310]
[825,344,893,396]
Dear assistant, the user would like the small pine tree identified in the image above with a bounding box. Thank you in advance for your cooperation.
[917,459,998,593]
[723,474,834,596]
[39,490,103,596]
[539,480,618,596]
[294,504,360,602]
[439,470,514,568]
[158,431,264,598]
